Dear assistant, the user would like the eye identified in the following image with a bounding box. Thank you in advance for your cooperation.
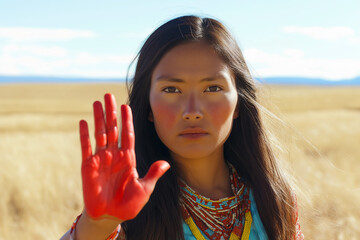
[162,86,181,93]
[204,85,222,92]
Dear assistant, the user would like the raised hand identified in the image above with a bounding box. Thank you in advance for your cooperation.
[79,93,170,221]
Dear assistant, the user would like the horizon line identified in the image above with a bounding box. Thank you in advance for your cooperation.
[0,75,359,85]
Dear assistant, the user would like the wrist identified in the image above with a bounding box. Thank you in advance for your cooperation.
[75,210,122,240]
[82,210,124,226]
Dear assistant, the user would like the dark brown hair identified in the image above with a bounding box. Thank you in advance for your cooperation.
[123,15,296,240]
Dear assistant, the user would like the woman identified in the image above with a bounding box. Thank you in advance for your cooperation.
[61,15,303,240]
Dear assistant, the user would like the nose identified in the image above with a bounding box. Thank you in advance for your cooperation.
[182,93,203,121]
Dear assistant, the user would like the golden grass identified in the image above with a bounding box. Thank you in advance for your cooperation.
[0,83,359,239]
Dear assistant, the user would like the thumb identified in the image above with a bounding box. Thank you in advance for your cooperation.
[142,160,170,195]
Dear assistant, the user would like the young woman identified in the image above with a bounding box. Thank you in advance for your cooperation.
[61,15,303,240]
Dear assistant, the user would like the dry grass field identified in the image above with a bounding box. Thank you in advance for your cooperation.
[0,83,359,239]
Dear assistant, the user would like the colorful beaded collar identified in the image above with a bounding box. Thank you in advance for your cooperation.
[179,163,252,240]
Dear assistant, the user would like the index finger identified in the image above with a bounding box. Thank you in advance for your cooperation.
[120,104,135,150]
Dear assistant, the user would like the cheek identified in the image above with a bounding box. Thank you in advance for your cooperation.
[207,96,237,127]
[150,96,178,129]
[208,104,231,128]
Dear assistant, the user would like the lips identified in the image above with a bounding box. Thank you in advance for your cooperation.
[179,127,208,137]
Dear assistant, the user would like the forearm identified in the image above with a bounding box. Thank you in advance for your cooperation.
[60,210,122,240]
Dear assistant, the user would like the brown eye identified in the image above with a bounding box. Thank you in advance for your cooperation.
[163,87,181,93]
[205,86,222,92]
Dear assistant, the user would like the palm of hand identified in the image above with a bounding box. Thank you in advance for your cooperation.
[80,93,169,221]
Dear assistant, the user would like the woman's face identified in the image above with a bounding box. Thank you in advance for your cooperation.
[149,41,238,162]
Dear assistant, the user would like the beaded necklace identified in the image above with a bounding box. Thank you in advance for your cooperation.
[179,164,252,240]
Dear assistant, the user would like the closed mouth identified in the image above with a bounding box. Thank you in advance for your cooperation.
[179,127,208,136]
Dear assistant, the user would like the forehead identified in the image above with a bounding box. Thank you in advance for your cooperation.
[151,41,232,81]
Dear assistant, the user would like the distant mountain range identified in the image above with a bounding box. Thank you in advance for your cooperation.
[257,76,360,86]
[1,75,360,85]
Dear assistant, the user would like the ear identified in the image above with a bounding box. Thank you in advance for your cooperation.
[148,110,154,122]
[233,109,239,119]
[233,102,239,119]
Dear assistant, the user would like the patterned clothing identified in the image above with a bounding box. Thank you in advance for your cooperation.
[70,191,303,240]
[182,189,267,240]
[69,164,303,240]
[178,163,252,240]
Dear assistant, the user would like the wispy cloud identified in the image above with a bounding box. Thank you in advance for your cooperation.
[282,26,360,43]
[0,27,95,42]
[73,52,134,65]
[2,44,69,57]
[0,54,70,75]
[244,48,360,80]
[0,45,134,77]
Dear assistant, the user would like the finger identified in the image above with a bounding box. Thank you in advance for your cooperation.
[104,93,119,148]
[93,101,107,151]
[120,104,135,150]
[79,120,92,161]
[141,160,170,195]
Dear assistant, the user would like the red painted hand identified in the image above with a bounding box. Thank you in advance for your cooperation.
[79,93,170,221]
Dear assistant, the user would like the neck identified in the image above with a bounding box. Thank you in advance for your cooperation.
[172,149,232,199]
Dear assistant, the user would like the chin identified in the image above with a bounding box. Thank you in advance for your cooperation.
[170,147,220,161]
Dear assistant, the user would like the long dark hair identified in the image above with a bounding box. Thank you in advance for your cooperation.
[123,15,296,240]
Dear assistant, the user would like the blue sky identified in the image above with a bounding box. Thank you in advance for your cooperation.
[0,0,359,81]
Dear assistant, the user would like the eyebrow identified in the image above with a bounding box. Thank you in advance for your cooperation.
[155,75,227,83]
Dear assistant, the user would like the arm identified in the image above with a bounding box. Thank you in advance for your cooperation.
[60,93,170,240]
[60,211,120,240]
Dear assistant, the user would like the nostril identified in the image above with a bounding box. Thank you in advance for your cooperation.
[183,112,203,120]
